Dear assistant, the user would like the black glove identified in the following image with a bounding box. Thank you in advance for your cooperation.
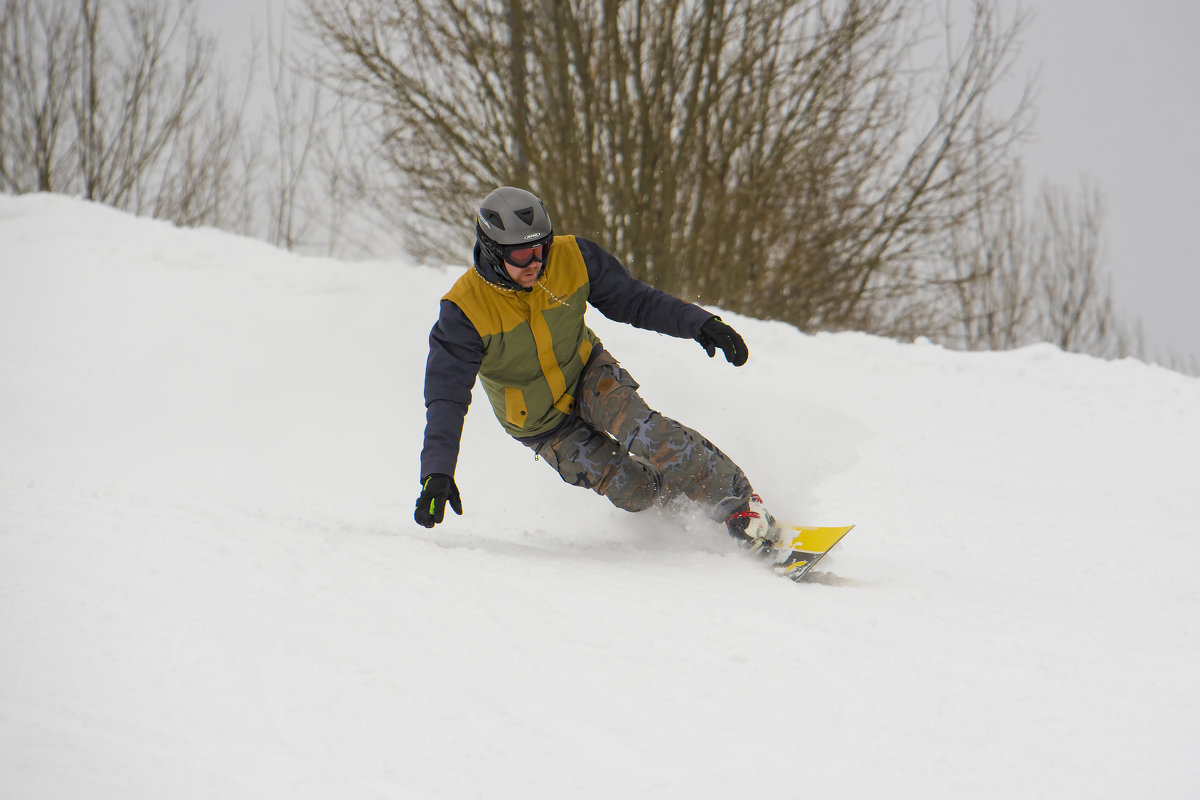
[695,317,748,366]
[414,473,462,528]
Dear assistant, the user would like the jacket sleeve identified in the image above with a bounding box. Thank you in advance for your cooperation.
[577,236,713,338]
[419,299,484,479]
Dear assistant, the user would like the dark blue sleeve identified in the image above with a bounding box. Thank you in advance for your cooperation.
[577,237,713,338]
[419,300,484,479]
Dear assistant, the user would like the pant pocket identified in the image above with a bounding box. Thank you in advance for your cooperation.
[580,352,639,407]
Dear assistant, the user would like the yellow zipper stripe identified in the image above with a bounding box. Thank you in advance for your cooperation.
[528,307,566,399]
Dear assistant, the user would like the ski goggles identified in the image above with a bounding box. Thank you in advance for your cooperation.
[503,237,551,268]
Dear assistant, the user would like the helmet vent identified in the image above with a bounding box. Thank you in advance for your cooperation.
[481,209,505,230]
[514,206,535,225]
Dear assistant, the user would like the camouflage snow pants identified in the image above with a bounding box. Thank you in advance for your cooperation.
[521,348,753,522]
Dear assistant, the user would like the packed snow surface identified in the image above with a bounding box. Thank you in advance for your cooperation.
[2,194,1199,798]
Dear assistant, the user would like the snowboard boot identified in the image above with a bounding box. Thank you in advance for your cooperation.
[724,494,779,557]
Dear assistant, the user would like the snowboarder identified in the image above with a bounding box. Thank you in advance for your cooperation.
[414,186,776,554]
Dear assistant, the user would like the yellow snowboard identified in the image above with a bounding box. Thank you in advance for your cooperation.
[772,525,855,582]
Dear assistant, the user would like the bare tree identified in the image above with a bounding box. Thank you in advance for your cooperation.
[306,94,394,257]
[1034,183,1130,357]
[150,67,255,231]
[72,0,213,209]
[305,0,1032,332]
[0,0,251,230]
[0,0,79,192]
[248,7,401,256]
[944,166,1039,350]
[256,17,322,250]
[944,174,1142,360]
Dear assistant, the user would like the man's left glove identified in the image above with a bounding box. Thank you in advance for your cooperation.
[414,473,463,528]
[695,317,749,366]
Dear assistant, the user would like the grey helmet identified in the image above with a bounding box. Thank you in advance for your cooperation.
[475,186,553,288]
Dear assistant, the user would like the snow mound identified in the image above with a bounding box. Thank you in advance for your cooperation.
[3,194,1199,798]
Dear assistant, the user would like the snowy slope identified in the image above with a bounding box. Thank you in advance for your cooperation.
[2,194,1199,799]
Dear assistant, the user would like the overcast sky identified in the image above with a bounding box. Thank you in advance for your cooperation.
[993,0,1200,366]
[199,0,1200,367]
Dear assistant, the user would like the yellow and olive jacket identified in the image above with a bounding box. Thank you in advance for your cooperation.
[419,235,713,479]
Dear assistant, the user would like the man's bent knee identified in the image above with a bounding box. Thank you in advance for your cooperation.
[598,457,661,512]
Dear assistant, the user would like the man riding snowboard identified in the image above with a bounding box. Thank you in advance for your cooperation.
[415,186,777,555]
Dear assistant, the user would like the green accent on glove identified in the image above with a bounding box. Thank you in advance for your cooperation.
[414,473,463,528]
[695,317,749,367]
